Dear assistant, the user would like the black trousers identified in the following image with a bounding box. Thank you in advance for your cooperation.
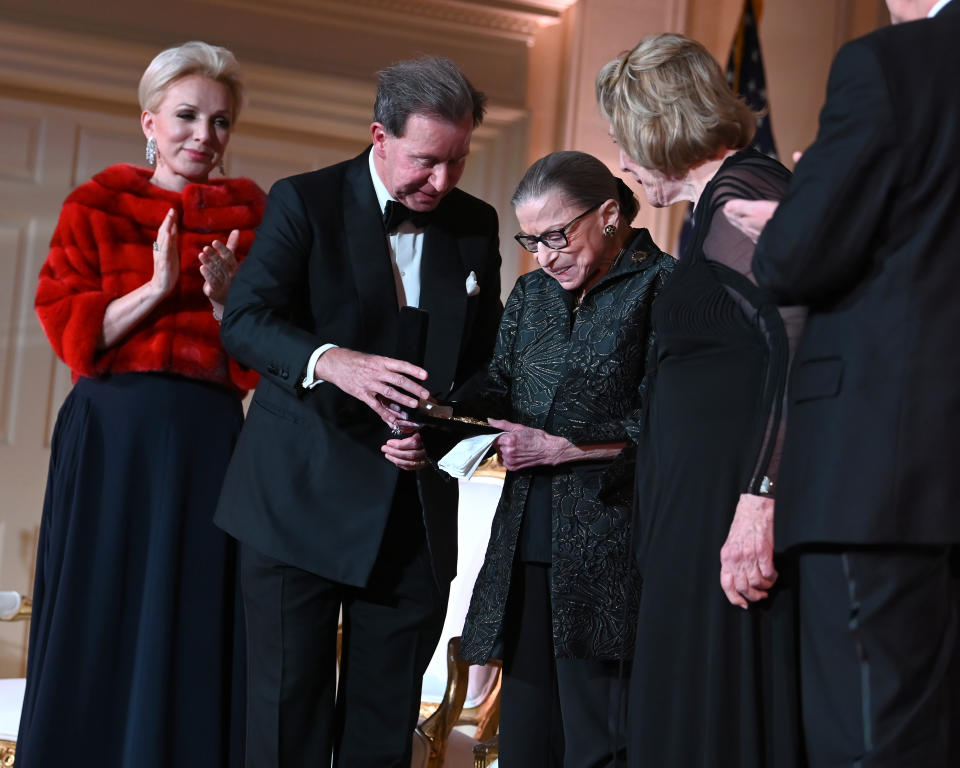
[796,545,960,767]
[240,474,448,767]
[499,563,629,768]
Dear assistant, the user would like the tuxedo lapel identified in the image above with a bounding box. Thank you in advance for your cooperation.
[419,218,467,398]
[343,153,398,354]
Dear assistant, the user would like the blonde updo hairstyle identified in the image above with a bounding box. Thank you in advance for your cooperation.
[596,33,755,178]
[138,41,245,121]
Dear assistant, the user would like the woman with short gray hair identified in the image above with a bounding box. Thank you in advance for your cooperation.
[597,33,805,768]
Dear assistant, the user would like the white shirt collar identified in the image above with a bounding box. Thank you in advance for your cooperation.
[929,0,952,17]
[368,148,393,214]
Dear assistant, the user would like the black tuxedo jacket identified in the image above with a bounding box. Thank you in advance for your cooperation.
[753,1,960,549]
[215,150,502,586]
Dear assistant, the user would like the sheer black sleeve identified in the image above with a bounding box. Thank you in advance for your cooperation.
[701,153,807,493]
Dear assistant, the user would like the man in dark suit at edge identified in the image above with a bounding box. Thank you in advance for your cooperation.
[722,1,960,764]
[215,57,502,767]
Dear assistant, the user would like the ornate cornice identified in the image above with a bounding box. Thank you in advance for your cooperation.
[0,20,526,141]
[199,0,576,42]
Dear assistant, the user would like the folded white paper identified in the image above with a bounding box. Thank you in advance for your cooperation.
[438,432,503,480]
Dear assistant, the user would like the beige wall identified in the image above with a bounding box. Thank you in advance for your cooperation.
[0,0,890,676]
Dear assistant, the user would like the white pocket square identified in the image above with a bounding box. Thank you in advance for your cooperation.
[465,271,480,296]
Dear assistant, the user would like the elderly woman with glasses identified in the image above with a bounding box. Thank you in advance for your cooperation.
[459,150,673,767]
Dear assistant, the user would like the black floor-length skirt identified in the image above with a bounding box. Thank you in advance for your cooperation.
[16,373,245,768]
[628,256,803,767]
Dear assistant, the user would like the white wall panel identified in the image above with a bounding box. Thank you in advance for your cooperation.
[0,114,42,184]
[73,123,144,187]
[0,222,26,446]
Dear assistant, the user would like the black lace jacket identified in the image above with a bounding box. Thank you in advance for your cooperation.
[459,229,674,663]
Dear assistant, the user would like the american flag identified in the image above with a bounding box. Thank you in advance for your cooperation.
[727,0,778,159]
[678,0,777,255]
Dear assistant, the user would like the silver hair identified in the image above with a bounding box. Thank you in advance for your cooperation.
[138,41,245,120]
[512,151,640,224]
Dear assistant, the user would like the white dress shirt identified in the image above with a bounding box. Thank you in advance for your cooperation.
[929,0,953,16]
[301,150,425,388]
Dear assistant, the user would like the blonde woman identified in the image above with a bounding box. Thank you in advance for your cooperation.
[597,34,805,767]
[19,41,264,767]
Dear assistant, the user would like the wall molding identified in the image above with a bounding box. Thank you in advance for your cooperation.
[0,20,528,143]
[200,0,576,44]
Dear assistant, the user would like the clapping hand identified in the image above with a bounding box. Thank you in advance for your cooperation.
[199,229,240,311]
[150,208,180,298]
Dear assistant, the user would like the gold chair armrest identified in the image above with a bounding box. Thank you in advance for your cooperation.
[416,636,469,768]
[0,592,31,622]
[472,736,499,768]
[458,660,501,742]
[1,738,17,766]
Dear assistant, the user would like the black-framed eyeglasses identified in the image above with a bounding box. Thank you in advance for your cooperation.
[513,203,600,253]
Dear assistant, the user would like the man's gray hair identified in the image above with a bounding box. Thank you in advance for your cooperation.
[373,56,486,137]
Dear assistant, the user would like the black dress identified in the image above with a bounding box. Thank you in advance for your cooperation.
[16,373,245,768]
[629,151,805,767]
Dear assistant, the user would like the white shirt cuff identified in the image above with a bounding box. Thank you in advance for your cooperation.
[302,343,339,388]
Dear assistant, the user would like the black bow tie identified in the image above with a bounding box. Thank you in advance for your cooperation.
[383,200,432,232]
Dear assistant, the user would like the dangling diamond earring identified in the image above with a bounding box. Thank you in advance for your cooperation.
[218,158,226,175]
[145,137,157,166]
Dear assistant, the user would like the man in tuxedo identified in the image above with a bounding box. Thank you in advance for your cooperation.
[722,1,960,764]
[215,56,502,767]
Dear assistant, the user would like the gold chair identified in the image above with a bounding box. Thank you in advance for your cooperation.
[472,737,499,768]
[414,637,469,766]
[335,627,500,768]
[413,637,501,768]
[457,660,501,744]
[463,658,501,768]
[413,472,504,767]
[0,591,31,766]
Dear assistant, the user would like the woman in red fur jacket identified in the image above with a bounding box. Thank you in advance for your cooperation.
[17,41,265,768]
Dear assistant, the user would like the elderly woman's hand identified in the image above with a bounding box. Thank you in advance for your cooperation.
[199,228,240,315]
[489,418,570,471]
[720,493,778,608]
[722,199,779,244]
